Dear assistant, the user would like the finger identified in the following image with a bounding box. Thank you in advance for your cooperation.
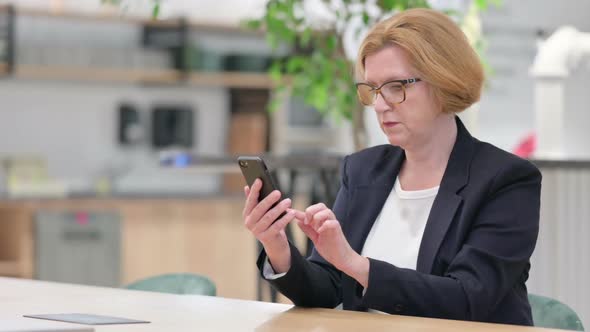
[244,186,250,197]
[291,209,306,221]
[296,218,318,243]
[243,179,262,218]
[267,208,296,234]
[249,190,282,225]
[317,219,341,234]
[305,203,327,225]
[252,198,292,235]
[310,209,335,232]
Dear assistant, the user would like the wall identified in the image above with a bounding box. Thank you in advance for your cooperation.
[0,80,230,194]
[477,0,590,151]
[563,66,590,158]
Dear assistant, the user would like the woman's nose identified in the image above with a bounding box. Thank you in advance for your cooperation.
[373,92,391,113]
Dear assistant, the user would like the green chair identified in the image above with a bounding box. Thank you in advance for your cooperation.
[124,273,216,296]
[529,294,584,331]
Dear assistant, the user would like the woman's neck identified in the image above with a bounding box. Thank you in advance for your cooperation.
[399,115,457,190]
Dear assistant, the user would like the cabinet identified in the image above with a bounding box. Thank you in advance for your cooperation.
[0,207,33,278]
[35,211,121,287]
[0,198,258,300]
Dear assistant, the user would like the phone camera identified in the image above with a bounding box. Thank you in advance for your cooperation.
[239,160,248,168]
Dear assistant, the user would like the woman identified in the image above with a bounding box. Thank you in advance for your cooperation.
[242,8,541,326]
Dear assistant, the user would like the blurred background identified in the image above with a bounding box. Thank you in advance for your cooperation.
[0,0,588,329]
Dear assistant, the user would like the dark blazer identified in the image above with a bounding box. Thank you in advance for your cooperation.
[257,117,542,326]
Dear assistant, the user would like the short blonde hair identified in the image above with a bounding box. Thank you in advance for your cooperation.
[356,8,484,113]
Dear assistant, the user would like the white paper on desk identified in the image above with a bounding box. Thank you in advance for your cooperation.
[0,318,94,332]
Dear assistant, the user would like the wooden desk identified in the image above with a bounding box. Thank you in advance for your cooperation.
[0,277,562,332]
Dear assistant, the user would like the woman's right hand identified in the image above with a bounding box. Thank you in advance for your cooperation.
[243,178,295,273]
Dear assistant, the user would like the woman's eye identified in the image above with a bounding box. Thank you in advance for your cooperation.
[387,84,403,91]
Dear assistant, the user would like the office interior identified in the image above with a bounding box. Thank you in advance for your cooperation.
[0,0,588,330]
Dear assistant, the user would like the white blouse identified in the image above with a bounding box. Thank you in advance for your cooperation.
[361,177,439,270]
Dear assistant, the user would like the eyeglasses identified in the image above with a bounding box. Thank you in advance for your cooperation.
[355,78,422,106]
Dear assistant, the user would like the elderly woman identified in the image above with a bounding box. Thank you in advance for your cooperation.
[242,8,541,326]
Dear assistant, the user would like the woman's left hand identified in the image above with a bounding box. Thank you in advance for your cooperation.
[293,204,369,286]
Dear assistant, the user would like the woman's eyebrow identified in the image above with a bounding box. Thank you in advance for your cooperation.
[364,76,409,86]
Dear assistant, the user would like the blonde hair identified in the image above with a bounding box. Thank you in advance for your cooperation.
[356,8,484,113]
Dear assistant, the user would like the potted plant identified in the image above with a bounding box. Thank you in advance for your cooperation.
[246,0,498,151]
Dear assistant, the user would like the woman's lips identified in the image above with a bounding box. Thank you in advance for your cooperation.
[383,121,400,128]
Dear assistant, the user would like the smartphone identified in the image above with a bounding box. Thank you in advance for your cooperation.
[238,156,287,223]
[238,156,280,202]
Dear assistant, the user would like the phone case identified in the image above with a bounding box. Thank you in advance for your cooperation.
[237,156,279,202]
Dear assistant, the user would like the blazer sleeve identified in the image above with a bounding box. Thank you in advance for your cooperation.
[256,156,351,308]
[359,159,542,321]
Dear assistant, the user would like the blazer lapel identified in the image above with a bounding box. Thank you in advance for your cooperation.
[416,117,475,273]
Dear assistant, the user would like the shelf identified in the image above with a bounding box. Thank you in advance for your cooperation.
[13,65,181,84]
[187,71,274,89]
[0,5,274,89]
[3,64,274,88]
[2,5,260,35]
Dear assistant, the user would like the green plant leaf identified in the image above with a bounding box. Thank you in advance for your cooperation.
[475,0,489,10]
[286,56,307,73]
[325,35,337,53]
[268,96,282,113]
[395,0,408,11]
[244,19,262,30]
[266,33,281,50]
[300,27,312,48]
[269,60,283,82]
[310,84,328,111]
[151,2,160,19]
[408,0,431,8]
[377,0,397,11]
[362,11,370,25]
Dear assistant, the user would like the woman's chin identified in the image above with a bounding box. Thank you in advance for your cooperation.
[386,135,405,147]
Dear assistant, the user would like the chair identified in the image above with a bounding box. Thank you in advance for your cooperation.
[124,273,216,296]
[529,294,584,331]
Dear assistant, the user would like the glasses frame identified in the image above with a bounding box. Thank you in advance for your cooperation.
[355,78,422,106]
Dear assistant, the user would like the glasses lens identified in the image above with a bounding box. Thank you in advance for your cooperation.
[356,84,375,106]
[381,82,405,104]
